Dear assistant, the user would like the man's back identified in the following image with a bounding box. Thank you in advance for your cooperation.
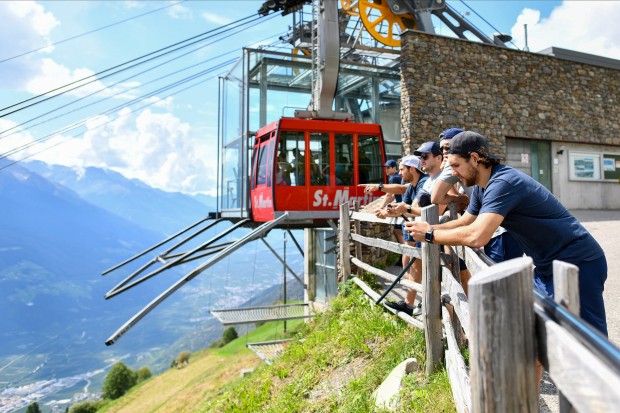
[468,164,604,268]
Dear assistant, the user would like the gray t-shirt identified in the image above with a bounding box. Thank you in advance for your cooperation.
[438,164,473,197]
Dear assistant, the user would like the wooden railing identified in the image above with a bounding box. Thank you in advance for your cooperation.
[338,202,620,413]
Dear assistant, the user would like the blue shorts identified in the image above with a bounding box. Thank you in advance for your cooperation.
[534,255,608,336]
[484,231,524,263]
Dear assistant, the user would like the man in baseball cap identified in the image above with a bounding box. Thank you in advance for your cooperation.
[406,131,608,340]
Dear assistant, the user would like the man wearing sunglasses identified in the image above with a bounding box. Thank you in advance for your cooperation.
[406,131,608,338]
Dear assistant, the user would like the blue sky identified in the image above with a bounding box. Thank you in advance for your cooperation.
[1,1,619,195]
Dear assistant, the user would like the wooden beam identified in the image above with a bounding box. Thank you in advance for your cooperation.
[443,306,472,413]
[469,256,537,412]
[351,256,422,293]
[422,205,443,376]
[553,260,580,413]
[339,202,351,282]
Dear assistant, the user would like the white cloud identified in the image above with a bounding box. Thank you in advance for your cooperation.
[510,1,620,59]
[11,108,217,194]
[24,58,110,97]
[168,2,192,19]
[5,1,58,36]
[201,11,231,25]
[0,1,59,88]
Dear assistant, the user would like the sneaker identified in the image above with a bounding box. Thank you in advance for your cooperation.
[411,303,423,316]
[385,300,414,316]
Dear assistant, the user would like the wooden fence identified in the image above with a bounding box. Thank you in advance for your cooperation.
[338,202,620,413]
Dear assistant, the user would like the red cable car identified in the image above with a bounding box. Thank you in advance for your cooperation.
[250,117,386,222]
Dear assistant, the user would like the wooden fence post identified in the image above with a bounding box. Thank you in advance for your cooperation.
[422,205,442,376]
[353,201,362,276]
[469,257,537,412]
[339,202,351,282]
[553,260,580,413]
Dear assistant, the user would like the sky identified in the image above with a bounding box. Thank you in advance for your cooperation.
[1,0,620,195]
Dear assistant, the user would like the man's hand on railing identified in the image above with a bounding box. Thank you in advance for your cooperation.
[374,207,389,219]
[404,220,430,243]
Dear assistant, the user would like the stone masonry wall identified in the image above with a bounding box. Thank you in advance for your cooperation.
[400,30,620,154]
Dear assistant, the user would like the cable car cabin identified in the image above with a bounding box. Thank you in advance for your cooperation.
[250,117,386,222]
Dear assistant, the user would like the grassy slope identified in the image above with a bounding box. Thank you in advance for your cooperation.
[98,285,455,412]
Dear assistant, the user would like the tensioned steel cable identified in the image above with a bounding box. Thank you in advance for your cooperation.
[0,11,279,117]
[0,28,289,164]
[0,21,287,139]
[0,24,288,140]
[0,1,188,64]
[457,0,519,49]
[0,58,236,161]
[0,63,231,171]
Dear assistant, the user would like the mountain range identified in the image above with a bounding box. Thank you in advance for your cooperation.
[0,159,303,408]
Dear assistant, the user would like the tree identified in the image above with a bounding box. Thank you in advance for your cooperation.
[68,401,104,413]
[221,326,238,345]
[136,366,152,382]
[102,362,137,399]
[26,402,41,413]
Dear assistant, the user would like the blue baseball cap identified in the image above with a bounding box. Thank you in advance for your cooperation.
[413,141,441,156]
[384,159,398,167]
[439,128,464,141]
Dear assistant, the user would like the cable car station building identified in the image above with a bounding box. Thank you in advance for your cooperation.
[215,6,620,310]
[400,30,620,210]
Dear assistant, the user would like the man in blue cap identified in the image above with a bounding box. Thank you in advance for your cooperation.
[406,131,608,337]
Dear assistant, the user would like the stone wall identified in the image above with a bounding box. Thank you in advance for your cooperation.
[400,30,620,154]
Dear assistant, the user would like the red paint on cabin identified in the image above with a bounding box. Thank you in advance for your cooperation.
[250,118,386,222]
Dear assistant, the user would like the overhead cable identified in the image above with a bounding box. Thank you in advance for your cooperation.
[0,11,278,118]
[0,1,188,64]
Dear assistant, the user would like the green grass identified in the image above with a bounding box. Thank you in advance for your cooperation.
[201,283,456,413]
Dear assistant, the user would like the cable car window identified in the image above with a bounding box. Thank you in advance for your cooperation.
[358,135,382,184]
[335,134,353,186]
[280,131,305,186]
[256,142,270,186]
[310,132,329,186]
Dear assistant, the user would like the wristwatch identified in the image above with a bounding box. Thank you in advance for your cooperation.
[406,205,412,214]
[425,228,435,244]
[378,183,384,191]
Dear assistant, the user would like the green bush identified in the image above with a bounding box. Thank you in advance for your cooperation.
[136,366,152,382]
[102,362,137,400]
[68,400,104,413]
[26,402,41,413]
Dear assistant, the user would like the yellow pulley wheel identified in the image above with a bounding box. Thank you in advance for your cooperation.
[292,48,311,76]
[340,0,360,16]
[358,0,415,47]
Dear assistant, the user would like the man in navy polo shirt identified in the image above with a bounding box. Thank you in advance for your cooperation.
[406,131,608,336]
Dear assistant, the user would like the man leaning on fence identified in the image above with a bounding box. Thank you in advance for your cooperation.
[405,131,608,337]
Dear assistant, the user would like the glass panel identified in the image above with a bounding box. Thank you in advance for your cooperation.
[309,132,329,186]
[314,229,337,303]
[279,131,306,186]
[335,134,353,185]
[222,144,241,209]
[358,135,382,184]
